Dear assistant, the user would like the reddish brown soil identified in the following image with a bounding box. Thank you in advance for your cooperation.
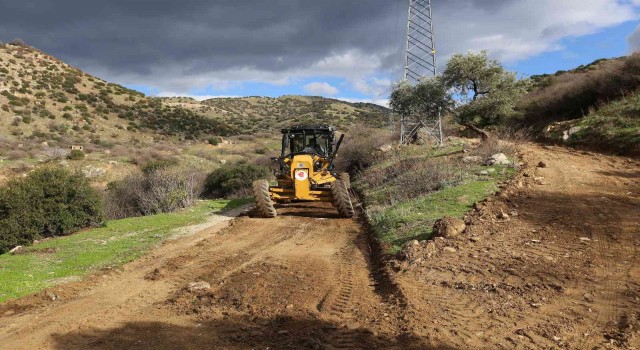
[0,203,417,349]
[0,144,637,349]
[395,145,640,349]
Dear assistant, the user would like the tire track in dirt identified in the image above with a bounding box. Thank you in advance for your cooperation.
[1,144,636,350]
[318,246,356,316]
[394,144,640,349]
[0,201,416,349]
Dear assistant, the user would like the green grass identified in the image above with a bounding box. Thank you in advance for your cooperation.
[354,145,516,253]
[365,166,515,253]
[0,198,250,302]
[566,91,640,154]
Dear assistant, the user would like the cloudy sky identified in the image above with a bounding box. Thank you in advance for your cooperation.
[1,0,640,105]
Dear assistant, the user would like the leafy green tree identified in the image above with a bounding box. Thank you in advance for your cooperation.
[442,50,529,129]
[390,77,454,124]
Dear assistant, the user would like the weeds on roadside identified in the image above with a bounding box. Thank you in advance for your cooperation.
[105,165,205,219]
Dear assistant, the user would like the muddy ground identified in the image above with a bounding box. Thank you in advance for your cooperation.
[0,144,638,349]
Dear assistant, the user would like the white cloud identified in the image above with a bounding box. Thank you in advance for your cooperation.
[303,82,339,96]
[437,0,638,63]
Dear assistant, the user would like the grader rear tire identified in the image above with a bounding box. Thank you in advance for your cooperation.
[252,180,277,218]
[331,178,354,218]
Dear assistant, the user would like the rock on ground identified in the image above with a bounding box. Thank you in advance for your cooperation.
[187,281,211,292]
[9,245,24,255]
[485,153,510,166]
[378,144,393,153]
[433,216,466,238]
[462,156,481,163]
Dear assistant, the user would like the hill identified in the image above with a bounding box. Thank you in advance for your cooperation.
[517,54,640,155]
[160,95,389,133]
[0,42,389,151]
[0,42,235,148]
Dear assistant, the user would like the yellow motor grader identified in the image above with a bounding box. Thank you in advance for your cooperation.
[252,125,354,218]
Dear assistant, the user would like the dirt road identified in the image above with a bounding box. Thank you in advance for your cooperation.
[0,203,416,349]
[396,145,640,349]
[0,144,638,349]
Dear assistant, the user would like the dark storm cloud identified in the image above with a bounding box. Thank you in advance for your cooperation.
[0,0,402,76]
[1,0,635,95]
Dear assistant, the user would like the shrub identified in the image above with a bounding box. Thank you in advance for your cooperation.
[8,38,27,47]
[67,149,85,160]
[207,137,220,146]
[104,166,205,219]
[334,124,395,173]
[43,147,70,160]
[0,167,104,253]
[519,54,640,126]
[357,157,463,204]
[203,164,270,198]
[141,158,179,174]
[6,149,28,160]
[237,134,256,142]
[391,159,463,202]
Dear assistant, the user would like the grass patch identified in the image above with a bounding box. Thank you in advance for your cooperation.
[362,145,516,253]
[368,180,496,253]
[0,198,249,302]
[567,92,640,154]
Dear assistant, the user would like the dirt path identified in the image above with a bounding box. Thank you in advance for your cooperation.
[0,144,638,349]
[0,203,415,349]
[395,144,640,349]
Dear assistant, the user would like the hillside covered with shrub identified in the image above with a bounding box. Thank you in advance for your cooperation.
[0,42,236,148]
[0,41,389,151]
[517,54,640,155]
[160,95,389,134]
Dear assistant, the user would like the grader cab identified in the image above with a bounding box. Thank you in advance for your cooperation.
[252,125,354,218]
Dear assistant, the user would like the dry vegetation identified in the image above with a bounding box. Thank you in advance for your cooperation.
[161,95,389,134]
[519,53,640,126]
[0,43,234,149]
[516,54,640,155]
[0,41,389,187]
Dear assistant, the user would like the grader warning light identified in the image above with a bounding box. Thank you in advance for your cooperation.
[252,125,354,218]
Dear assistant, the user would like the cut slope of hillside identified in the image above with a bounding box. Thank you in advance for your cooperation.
[0,42,235,146]
[544,90,640,155]
[518,54,640,155]
[161,95,389,133]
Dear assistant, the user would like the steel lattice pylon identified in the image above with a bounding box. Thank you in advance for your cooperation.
[400,0,443,145]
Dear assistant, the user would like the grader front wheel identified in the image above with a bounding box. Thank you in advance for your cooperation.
[332,178,355,218]
[252,179,277,218]
[337,172,351,188]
